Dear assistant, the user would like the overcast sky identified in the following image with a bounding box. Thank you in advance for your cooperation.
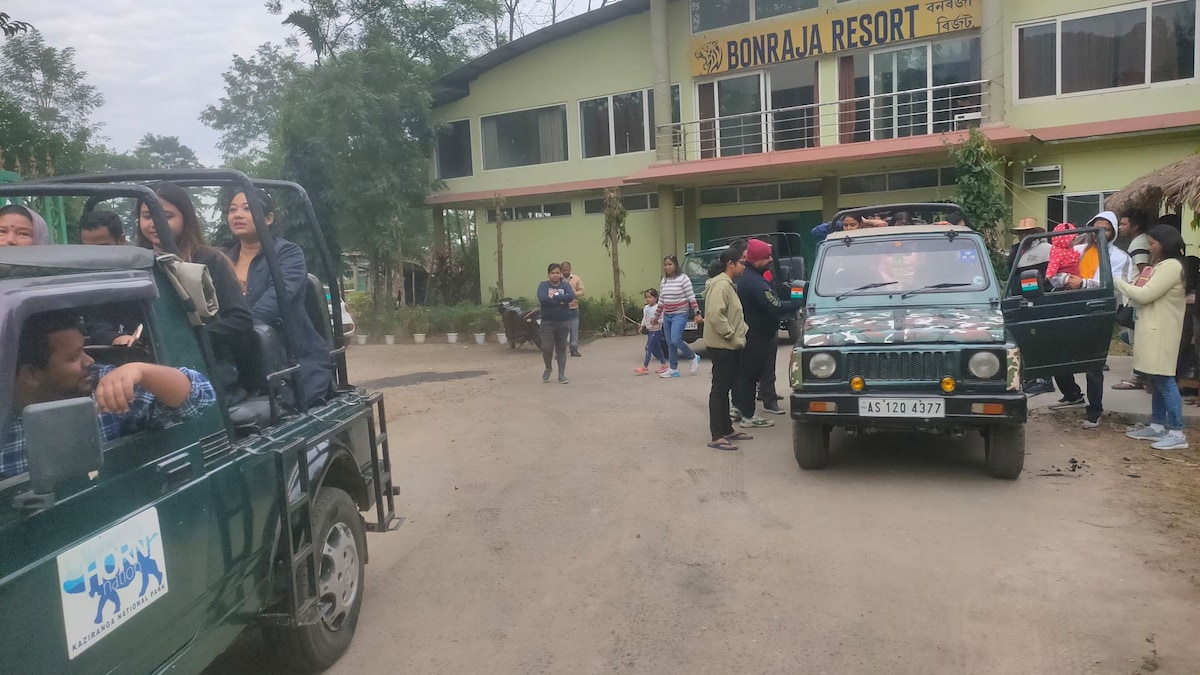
[13,1,297,165]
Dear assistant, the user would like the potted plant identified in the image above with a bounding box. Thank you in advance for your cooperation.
[429,306,452,343]
[407,307,430,344]
[470,308,488,345]
[489,310,506,345]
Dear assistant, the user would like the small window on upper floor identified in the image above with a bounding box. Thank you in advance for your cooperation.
[435,120,472,180]
[481,105,569,170]
[1016,0,1196,100]
[691,0,817,33]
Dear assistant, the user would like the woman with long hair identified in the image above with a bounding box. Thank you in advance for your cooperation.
[137,182,252,401]
[225,188,333,407]
[1119,224,1189,450]
[656,255,702,378]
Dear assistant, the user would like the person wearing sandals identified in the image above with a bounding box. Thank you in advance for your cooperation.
[1119,225,1189,450]
[537,263,575,384]
[704,248,749,451]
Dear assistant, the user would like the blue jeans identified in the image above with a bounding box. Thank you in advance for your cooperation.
[643,330,666,367]
[1149,375,1184,431]
[662,313,696,370]
[568,309,580,351]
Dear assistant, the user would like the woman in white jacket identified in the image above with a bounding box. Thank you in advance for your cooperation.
[1119,225,1188,450]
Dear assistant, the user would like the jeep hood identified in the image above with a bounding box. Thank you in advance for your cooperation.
[803,307,1004,346]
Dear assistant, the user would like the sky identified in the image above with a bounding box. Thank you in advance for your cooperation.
[13,1,298,166]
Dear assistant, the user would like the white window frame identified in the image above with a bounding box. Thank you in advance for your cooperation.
[867,40,934,140]
[479,101,571,172]
[434,117,473,180]
[1012,0,1199,104]
[691,0,820,34]
[1046,190,1120,226]
[578,88,658,160]
[695,70,770,156]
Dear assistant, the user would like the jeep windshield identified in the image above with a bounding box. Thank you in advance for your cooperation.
[815,236,989,299]
[683,248,723,279]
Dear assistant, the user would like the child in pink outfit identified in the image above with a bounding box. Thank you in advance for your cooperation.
[1047,223,1082,278]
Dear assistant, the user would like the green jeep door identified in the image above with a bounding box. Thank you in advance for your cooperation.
[1001,228,1117,378]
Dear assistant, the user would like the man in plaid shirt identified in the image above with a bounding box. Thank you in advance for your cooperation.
[1,311,215,478]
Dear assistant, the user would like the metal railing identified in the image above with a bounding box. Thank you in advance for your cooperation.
[657,80,988,162]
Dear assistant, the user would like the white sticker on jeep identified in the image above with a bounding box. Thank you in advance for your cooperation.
[57,507,169,659]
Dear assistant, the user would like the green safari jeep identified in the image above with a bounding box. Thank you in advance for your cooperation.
[789,204,1115,479]
[0,172,399,672]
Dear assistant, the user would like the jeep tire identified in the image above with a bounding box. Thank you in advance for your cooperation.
[263,487,367,671]
[984,424,1025,480]
[793,421,830,470]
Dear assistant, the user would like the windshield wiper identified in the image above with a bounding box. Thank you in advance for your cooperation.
[835,281,898,301]
[900,282,972,299]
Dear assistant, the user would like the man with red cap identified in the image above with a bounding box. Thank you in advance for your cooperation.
[732,238,791,427]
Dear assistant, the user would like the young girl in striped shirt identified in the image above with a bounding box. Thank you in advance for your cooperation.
[655,255,702,378]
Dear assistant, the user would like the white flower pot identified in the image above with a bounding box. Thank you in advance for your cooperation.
[446,332,459,344]
[413,333,426,344]
[383,334,396,345]
[355,334,369,346]
[474,333,486,345]
[496,332,508,345]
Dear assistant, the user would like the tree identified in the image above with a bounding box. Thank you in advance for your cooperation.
[601,187,630,330]
[199,43,304,165]
[948,127,1012,276]
[88,134,202,171]
[0,11,32,38]
[0,31,103,140]
[0,91,85,176]
[493,193,505,297]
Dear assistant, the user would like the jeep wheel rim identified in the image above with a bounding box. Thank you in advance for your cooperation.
[318,522,359,631]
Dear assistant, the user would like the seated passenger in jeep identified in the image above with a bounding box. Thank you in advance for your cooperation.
[0,311,216,478]
[0,204,49,247]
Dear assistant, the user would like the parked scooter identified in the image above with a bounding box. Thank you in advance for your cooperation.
[497,298,542,350]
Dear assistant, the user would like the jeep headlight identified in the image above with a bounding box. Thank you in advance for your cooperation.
[968,351,1001,379]
[809,353,837,379]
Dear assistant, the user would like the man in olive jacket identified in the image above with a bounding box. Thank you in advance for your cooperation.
[703,250,748,450]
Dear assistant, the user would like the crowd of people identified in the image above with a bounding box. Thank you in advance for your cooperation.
[0,183,338,478]
[1009,209,1191,451]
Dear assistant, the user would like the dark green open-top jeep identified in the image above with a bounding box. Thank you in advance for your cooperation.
[789,203,1115,479]
[0,170,398,672]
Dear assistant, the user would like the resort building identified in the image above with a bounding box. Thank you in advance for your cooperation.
[427,0,1200,298]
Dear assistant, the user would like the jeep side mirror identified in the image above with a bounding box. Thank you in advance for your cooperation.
[14,397,103,510]
[1018,269,1044,301]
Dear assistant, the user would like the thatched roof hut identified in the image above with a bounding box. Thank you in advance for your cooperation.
[1105,154,1200,217]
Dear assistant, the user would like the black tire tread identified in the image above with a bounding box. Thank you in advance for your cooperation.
[793,421,829,470]
[985,425,1025,479]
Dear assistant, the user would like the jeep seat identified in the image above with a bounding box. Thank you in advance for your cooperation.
[304,274,334,348]
[229,322,289,432]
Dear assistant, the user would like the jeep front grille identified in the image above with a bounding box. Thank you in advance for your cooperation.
[845,350,956,381]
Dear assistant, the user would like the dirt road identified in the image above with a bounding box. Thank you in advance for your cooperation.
[225,337,1200,673]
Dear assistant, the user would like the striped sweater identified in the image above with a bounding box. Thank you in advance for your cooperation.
[656,274,700,319]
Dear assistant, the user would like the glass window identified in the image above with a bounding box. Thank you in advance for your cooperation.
[692,0,750,32]
[700,186,739,204]
[756,0,818,20]
[840,174,888,194]
[1046,192,1118,227]
[435,120,472,180]
[486,208,515,223]
[621,194,651,211]
[779,180,822,199]
[613,91,646,154]
[584,198,605,214]
[1061,9,1147,94]
[738,184,780,202]
[580,98,610,159]
[1152,0,1196,82]
[1018,24,1057,98]
[717,74,763,155]
[815,237,989,298]
[769,61,818,150]
[481,105,568,170]
[888,169,940,191]
[513,202,572,219]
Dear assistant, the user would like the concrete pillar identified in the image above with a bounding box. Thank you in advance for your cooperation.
[683,187,699,250]
[650,0,672,161]
[821,176,839,223]
[432,208,447,254]
[658,185,677,257]
[980,0,1004,123]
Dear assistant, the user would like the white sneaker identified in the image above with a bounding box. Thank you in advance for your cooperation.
[690,355,701,375]
[739,415,775,428]
[1126,425,1166,441]
[1151,431,1189,451]
[660,369,680,378]
[1081,419,1100,430]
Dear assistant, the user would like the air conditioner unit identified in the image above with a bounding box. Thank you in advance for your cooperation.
[953,111,982,130]
[1023,165,1062,188]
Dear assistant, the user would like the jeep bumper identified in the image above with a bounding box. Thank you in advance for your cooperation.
[790,391,1027,426]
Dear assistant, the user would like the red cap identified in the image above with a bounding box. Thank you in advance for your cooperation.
[746,238,772,263]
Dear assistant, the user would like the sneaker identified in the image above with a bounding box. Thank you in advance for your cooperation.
[570,350,582,357]
[730,406,743,422]
[660,369,680,378]
[1049,397,1085,410]
[543,369,551,383]
[1126,425,1166,441]
[762,403,787,415]
[656,364,670,374]
[1081,419,1100,430]
[739,415,775,428]
[690,355,701,375]
[1023,381,1054,396]
[634,367,649,375]
[559,376,570,384]
[1151,431,1188,451]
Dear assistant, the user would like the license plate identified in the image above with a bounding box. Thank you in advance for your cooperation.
[859,398,945,418]
[685,321,697,330]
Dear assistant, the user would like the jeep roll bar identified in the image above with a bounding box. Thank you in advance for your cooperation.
[33,170,316,408]
[832,203,968,227]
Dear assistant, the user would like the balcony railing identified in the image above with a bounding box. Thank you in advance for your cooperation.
[656,80,989,162]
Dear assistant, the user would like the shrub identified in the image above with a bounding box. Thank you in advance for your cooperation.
[578,293,641,336]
